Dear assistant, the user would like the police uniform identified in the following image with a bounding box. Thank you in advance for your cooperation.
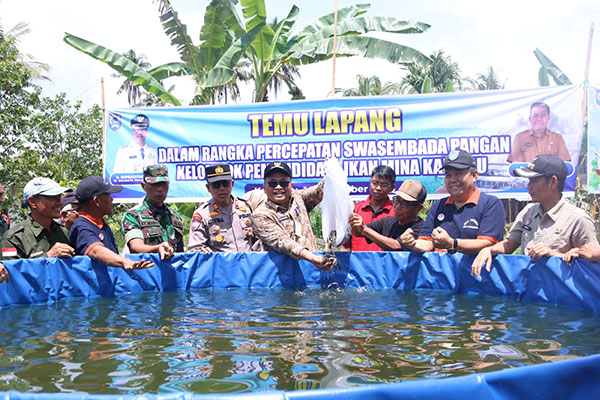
[1,215,70,259]
[188,196,256,252]
[122,197,185,252]
[113,143,157,173]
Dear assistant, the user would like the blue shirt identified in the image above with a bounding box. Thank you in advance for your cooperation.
[70,213,118,255]
[419,188,505,244]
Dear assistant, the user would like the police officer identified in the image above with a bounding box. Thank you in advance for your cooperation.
[122,165,184,259]
[188,164,257,252]
[1,177,74,259]
[113,114,158,173]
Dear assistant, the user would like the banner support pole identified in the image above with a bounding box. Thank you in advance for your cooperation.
[331,0,338,98]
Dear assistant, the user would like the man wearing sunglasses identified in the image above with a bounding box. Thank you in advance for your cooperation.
[251,161,336,271]
[349,180,426,251]
[340,165,396,251]
[188,164,258,252]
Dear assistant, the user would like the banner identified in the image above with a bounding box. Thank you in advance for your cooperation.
[104,86,583,202]
[588,85,600,193]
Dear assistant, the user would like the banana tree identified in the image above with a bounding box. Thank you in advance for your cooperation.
[64,0,431,105]
[202,0,431,102]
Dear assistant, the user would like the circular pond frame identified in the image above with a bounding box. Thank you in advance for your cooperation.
[1,251,599,399]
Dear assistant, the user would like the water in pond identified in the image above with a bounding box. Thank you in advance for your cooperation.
[0,287,599,395]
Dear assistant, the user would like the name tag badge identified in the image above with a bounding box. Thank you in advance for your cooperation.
[523,224,531,231]
[295,222,302,237]
[31,251,44,257]
[278,215,290,222]
[523,142,533,147]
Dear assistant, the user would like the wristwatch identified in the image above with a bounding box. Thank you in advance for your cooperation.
[448,238,458,254]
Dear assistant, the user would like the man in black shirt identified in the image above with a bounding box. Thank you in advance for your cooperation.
[349,180,426,251]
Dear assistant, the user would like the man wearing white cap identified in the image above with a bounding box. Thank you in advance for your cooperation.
[0,177,74,259]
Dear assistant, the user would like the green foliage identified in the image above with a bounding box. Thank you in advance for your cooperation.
[470,66,505,91]
[336,74,400,97]
[0,32,104,220]
[400,49,462,94]
[534,48,572,86]
[64,1,430,105]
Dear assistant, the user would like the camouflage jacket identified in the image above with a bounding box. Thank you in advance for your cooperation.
[188,196,258,252]
[122,197,184,252]
[251,179,324,258]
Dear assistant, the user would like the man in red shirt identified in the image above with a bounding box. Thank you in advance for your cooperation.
[340,165,396,251]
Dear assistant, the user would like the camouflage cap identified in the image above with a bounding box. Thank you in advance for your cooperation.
[143,164,170,184]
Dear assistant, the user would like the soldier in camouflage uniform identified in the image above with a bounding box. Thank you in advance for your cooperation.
[188,164,258,252]
[122,165,184,259]
[251,161,336,271]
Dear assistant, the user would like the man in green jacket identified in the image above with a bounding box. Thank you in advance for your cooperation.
[1,177,74,259]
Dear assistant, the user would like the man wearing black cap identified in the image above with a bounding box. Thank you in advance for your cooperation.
[473,154,599,276]
[113,114,157,173]
[251,161,336,270]
[59,190,80,230]
[405,149,505,254]
[349,179,427,251]
[122,164,184,259]
[70,176,154,270]
[188,164,258,252]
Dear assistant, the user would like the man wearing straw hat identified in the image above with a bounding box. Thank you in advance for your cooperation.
[349,180,426,251]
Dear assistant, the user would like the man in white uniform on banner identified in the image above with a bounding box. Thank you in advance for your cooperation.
[113,114,157,173]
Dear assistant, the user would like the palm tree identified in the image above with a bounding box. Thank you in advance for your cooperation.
[471,66,505,90]
[400,49,462,94]
[336,74,400,97]
[4,21,50,81]
[111,49,152,106]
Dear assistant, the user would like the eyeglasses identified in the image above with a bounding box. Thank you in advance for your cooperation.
[370,180,392,190]
[210,180,231,189]
[266,180,291,188]
[393,197,419,208]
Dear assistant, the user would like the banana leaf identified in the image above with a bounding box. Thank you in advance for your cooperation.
[534,48,571,85]
[158,6,202,74]
[290,35,430,68]
[199,22,265,88]
[63,33,181,106]
[300,3,371,35]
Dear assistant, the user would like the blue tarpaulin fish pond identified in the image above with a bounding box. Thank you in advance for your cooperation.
[0,251,599,399]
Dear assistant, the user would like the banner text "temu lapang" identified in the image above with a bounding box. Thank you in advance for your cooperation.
[247,107,403,138]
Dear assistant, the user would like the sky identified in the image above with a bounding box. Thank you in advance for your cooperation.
[1,0,599,109]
